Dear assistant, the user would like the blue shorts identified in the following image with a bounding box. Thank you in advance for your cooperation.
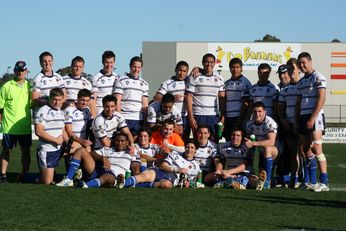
[182,116,191,136]
[126,120,142,136]
[36,148,61,168]
[194,115,219,137]
[299,113,325,135]
[2,134,32,149]
[153,167,177,183]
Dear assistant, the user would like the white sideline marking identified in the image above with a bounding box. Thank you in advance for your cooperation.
[337,164,346,168]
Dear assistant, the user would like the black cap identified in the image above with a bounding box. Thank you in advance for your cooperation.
[14,61,27,72]
[276,64,287,73]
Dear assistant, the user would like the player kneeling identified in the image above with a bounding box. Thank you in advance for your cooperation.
[123,139,204,189]
[56,132,136,188]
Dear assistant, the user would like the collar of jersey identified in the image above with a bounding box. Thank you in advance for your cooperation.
[41,70,55,77]
[68,74,83,80]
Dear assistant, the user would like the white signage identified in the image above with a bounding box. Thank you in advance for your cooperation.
[208,43,302,70]
[323,127,346,143]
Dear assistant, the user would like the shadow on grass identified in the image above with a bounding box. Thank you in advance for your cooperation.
[279,225,343,231]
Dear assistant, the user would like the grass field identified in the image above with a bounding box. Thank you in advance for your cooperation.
[0,143,345,230]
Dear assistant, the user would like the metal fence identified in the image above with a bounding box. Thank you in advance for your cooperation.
[324,105,346,124]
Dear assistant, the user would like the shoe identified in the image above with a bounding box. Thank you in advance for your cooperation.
[263,181,271,190]
[74,168,83,181]
[195,182,205,188]
[231,182,246,190]
[116,174,124,189]
[178,173,187,188]
[76,181,88,188]
[312,183,329,192]
[0,175,7,183]
[308,183,319,191]
[56,178,73,187]
[256,170,267,190]
[213,181,225,188]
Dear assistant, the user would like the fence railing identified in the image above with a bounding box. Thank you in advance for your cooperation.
[324,105,346,124]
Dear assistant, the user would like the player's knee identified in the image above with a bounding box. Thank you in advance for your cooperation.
[159,180,172,189]
[316,153,326,162]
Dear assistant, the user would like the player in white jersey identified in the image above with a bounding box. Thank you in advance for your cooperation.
[113,56,149,137]
[153,61,190,139]
[193,125,219,186]
[63,56,94,111]
[123,139,202,189]
[135,129,160,171]
[296,52,329,192]
[213,127,254,189]
[60,132,136,188]
[186,53,225,141]
[32,51,66,110]
[245,102,280,190]
[92,51,120,114]
[223,58,252,141]
[248,63,279,119]
[277,61,302,187]
[35,88,66,185]
[147,93,183,134]
[91,95,134,150]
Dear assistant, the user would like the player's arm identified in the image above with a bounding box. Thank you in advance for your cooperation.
[120,126,135,147]
[65,123,92,148]
[90,150,111,169]
[308,88,326,128]
[174,125,183,135]
[99,137,111,148]
[31,91,47,109]
[295,95,302,126]
[113,93,122,112]
[153,92,163,102]
[218,91,225,123]
[213,156,223,175]
[90,92,97,118]
[252,132,276,147]
[35,123,63,145]
[141,96,149,118]
[159,161,187,174]
[222,163,246,177]
[186,92,197,131]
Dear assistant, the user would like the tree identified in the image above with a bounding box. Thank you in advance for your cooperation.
[0,73,16,86]
[331,38,341,42]
[255,34,281,42]
[56,66,93,82]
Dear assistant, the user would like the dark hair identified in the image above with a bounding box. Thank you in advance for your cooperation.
[163,119,175,126]
[49,88,64,98]
[102,95,117,106]
[253,101,266,110]
[114,132,129,141]
[77,89,92,98]
[129,56,143,67]
[175,61,189,71]
[298,52,312,61]
[231,126,245,142]
[202,53,216,62]
[102,50,116,62]
[139,127,152,137]
[258,63,271,72]
[185,138,198,148]
[197,124,210,133]
[39,51,53,64]
[286,58,298,77]
[162,93,175,104]
[229,58,243,68]
[71,56,85,66]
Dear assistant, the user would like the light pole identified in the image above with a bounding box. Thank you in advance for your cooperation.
[7,66,11,74]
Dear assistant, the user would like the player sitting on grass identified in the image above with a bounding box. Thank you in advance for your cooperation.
[56,132,135,188]
[213,127,254,189]
[123,139,204,189]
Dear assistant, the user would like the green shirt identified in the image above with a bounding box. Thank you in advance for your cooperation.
[0,79,32,134]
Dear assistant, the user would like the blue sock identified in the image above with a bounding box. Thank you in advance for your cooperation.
[282,174,290,184]
[86,178,101,188]
[136,182,155,188]
[66,159,81,180]
[89,170,98,180]
[265,157,273,184]
[320,173,329,184]
[124,176,137,188]
[303,159,310,183]
[308,156,317,184]
[140,165,147,172]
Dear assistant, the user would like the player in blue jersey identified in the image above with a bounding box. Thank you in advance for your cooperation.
[296,52,329,192]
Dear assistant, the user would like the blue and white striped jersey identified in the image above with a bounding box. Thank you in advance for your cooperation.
[64,106,93,139]
[147,101,182,126]
[194,140,218,172]
[296,71,326,115]
[92,71,120,114]
[113,75,149,120]
[224,75,252,118]
[249,82,279,117]
[35,105,65,151]
[278,83,299,123]
[218,142,253,173]
[186,74,224,116]
[63,75,92,102]
[32,71,64,99]
[245,115,278,142]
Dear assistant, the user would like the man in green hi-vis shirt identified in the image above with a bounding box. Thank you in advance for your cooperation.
[0,61,32,182]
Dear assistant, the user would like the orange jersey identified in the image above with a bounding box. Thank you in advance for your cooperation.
[150,130,184,159]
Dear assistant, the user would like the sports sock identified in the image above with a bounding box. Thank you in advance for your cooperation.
[86,178,101,188]
[124,176,137,188]
[265,157,273,184]
[320,173,329,184]
[140,165,147,172]
[303,159,310,184]
[136,182,155,188]
[66,159,81,180]
[308,156,317,185]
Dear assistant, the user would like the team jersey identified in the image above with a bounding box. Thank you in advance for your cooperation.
[92,71,120,113]
[218,142,253,173]
[113,74,149,120]
[246,115,278,142]
[186,74,224,116]
[64,106,93,139]
[278,83,299,123]
[32,71,64,99]
[249,81,279,117]
[164,151,201,182]
[63,75,93,102]
[35,105,65,151]
[135,143,160,167]
[156,76,187,115]
[296,70,326,115]
[95,147,135,176]
[147,101,182,126]
[150,131,185,158]
[224,75,252,118]
[92,111,127,149]
[194,140,218,172]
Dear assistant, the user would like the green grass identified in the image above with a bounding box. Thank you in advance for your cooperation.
[0,143,346,230]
